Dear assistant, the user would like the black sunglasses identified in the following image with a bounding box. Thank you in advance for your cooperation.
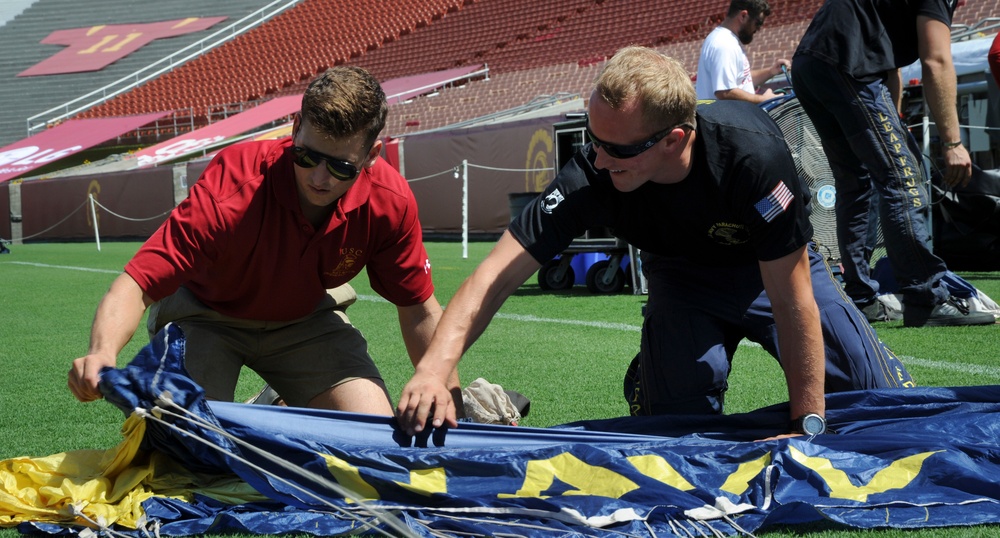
[585,122,692,159]
[290,145,363,181]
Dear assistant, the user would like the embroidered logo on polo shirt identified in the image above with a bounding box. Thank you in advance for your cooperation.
[424,258,431,274]
[755,181,794,222]
[708,222,749,245]
[541,189,565,214]
[325,247,363,278]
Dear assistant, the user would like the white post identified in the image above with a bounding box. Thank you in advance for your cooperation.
[89,194,101,252]
[921,114,933,242]
[461,160,468,259]
[922,114,930,162]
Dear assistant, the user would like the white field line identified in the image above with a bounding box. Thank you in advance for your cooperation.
[7,261,996,379]
[360,295,1000,379]
[3,261,120,274]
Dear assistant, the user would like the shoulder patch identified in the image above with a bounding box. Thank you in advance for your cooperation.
[541,189,565,214]
[755,181,794,222]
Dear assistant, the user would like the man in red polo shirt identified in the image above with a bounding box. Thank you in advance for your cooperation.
[68,66,452,414]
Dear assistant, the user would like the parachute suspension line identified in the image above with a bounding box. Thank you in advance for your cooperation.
[696,518,728,538]
[412,512,642,537]
[69,504,135,538]
[135,515,162,538]
[135,405,415,538]
[723,514,757,537]
[135,401,423,538]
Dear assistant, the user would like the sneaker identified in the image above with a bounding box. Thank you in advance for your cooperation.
[903,296,997,328]
[860,299,902,322]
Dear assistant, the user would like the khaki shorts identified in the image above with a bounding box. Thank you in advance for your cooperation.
[147,284,380,407]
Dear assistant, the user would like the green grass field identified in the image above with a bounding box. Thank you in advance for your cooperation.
[2,241,999,537]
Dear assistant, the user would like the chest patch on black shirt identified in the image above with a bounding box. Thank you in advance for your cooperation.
[708,222,750,245]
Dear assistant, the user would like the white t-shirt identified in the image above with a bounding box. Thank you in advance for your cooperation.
[696,26,754,100]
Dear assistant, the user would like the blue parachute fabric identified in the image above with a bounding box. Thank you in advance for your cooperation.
[69,324,1000,537]
[99,324,233,473]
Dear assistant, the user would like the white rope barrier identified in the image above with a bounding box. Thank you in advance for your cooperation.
[466,163,555,172]
[91,196,174,222]
[1,194,176,249]
[405,167,459,183]
[86,194,175,252]
[3,198,89,243]
[396,161,554,259]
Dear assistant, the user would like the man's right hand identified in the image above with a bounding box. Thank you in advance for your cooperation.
[67,273,152,403]
[941,143,973,188]
[68,353,116,402]
[396,371,458,436]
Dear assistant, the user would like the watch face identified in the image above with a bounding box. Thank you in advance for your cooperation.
[802,414,826,435]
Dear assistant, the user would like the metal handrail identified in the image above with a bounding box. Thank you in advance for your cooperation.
[951,17,1000,41]
[24,0,302,136]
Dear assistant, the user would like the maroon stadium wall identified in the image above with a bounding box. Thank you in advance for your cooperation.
[6,115,565,242]
[18,167,174,242]
[0,182,10,242]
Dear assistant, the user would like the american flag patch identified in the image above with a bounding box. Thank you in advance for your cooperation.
[755,181,794,222]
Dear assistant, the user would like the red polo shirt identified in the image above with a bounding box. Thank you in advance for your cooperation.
[126,137,434,321]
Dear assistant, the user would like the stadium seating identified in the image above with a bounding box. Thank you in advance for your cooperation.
[0,0,271,148]
[5,0,1000,148]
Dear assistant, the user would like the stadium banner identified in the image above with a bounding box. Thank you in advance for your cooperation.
[133,94,303,168]
[0,112,168,183]
[132,66,485,172]
[5,323,1000,537]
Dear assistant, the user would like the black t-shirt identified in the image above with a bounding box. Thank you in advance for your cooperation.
[795,0,957,80]
[509,100,813,267]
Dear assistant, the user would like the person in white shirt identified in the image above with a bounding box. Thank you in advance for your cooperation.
[696,0,789,103]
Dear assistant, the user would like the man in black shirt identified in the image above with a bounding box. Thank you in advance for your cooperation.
[792,0,994,327]
[397,46,913,436]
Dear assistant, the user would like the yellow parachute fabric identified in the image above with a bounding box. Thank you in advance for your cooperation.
[0,412,265,530]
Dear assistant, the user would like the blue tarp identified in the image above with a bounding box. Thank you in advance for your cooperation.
[18,323,1000,536]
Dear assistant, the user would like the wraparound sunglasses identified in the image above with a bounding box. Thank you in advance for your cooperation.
[291,145,364,181]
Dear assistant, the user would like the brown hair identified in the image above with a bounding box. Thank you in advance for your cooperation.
[594,46,696,131]
[301,66,387,146]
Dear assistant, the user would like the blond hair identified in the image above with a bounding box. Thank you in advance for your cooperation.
[594,46,696,131]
